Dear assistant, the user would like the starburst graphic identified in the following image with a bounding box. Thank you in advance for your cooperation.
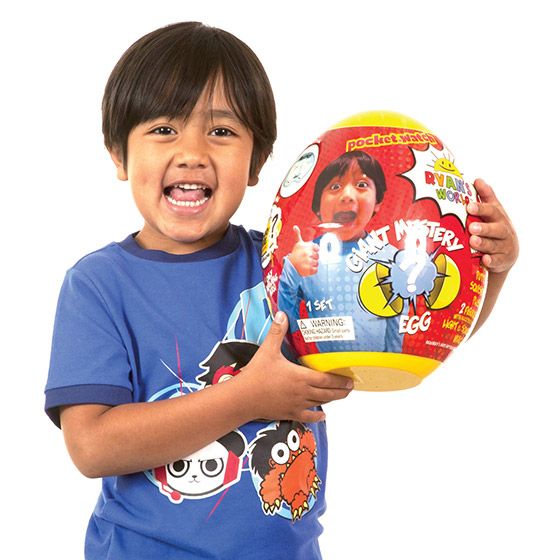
[359,224,461,316]
[403,146,476,226]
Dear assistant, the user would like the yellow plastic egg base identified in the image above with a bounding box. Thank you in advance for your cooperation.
[301,352,441,391]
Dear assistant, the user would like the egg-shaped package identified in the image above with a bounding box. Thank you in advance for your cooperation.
[262,111,487,391]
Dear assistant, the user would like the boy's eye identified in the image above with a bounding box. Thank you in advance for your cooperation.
[210,127,234,137]
[151,126,175,135]
[356,181,369,189]
[329,183,341,191]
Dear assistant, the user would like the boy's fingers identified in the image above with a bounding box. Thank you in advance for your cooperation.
[467,201,502,222]
[473,178,498,204]
[293,225,304,243]
[307,386,352,405]
[481,254,493,268]
[297,409,326,424]
[471,235,518,273]
[482,252,510,272]
[304,369,354,390]
[260,311,289,354]
[469,221,508,240]
[470,235,499,254]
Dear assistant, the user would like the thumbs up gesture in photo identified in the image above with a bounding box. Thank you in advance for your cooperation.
[288,226,320,277]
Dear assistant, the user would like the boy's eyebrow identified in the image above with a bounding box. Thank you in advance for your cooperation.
[206,109,243,122]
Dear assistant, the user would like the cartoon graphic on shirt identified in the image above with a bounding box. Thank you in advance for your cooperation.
[145,375,250,506]
[146,283,322,522]
[196,340,259,386]
[224,283,273,343]
[152,430,247,504]
[249,421,320,521]
[146,283,269,505]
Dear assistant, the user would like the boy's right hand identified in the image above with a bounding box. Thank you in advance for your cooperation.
[239,311,353,423]
[288,225,320,277]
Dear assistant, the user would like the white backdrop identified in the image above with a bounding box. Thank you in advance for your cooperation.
[2,1,538,558]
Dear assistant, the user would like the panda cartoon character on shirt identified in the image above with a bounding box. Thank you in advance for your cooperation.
[153,430,247,504]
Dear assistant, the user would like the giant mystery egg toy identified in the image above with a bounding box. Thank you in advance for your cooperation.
[262,111,487,391]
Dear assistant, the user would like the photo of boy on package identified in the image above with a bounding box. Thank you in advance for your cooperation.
[278,150,404,354]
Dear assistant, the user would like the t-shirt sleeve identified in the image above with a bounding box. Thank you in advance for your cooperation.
[45,267,133,428]
[248,229,264,248]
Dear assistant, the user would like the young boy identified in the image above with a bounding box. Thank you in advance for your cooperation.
[45,21,518,560]
[44,22,353,559]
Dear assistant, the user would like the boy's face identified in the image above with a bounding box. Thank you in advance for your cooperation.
[112,82,258,254]
[318,160,381,241]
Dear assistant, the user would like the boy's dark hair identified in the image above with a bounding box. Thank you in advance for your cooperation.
[102,22,277,178]
[311,150,387,216]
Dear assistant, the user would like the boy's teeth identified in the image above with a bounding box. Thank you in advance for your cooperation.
[166,196,209,208]
[164,184,211,207]
[173,184,204,190]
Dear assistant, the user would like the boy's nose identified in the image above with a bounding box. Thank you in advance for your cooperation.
[339,184,356,203]
[172,133,209,169]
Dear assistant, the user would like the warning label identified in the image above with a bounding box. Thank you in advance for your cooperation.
[297,316,356,343]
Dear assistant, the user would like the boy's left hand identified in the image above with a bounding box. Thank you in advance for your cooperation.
[467,179,519,274]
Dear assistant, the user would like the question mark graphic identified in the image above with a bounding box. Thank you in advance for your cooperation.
[400,223,428,293]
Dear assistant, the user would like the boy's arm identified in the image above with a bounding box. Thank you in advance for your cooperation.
[467,179,519,335]
[60,312,352,479]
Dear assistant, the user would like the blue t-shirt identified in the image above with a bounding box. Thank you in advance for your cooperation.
[45,225,327,560]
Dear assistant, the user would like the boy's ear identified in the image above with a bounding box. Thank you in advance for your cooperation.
[110,148,128,181]
[247,153,267,187]
[247,173,259,187]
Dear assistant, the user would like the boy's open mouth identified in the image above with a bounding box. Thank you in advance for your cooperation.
[164,184,213,208]
[333,211,357,225]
